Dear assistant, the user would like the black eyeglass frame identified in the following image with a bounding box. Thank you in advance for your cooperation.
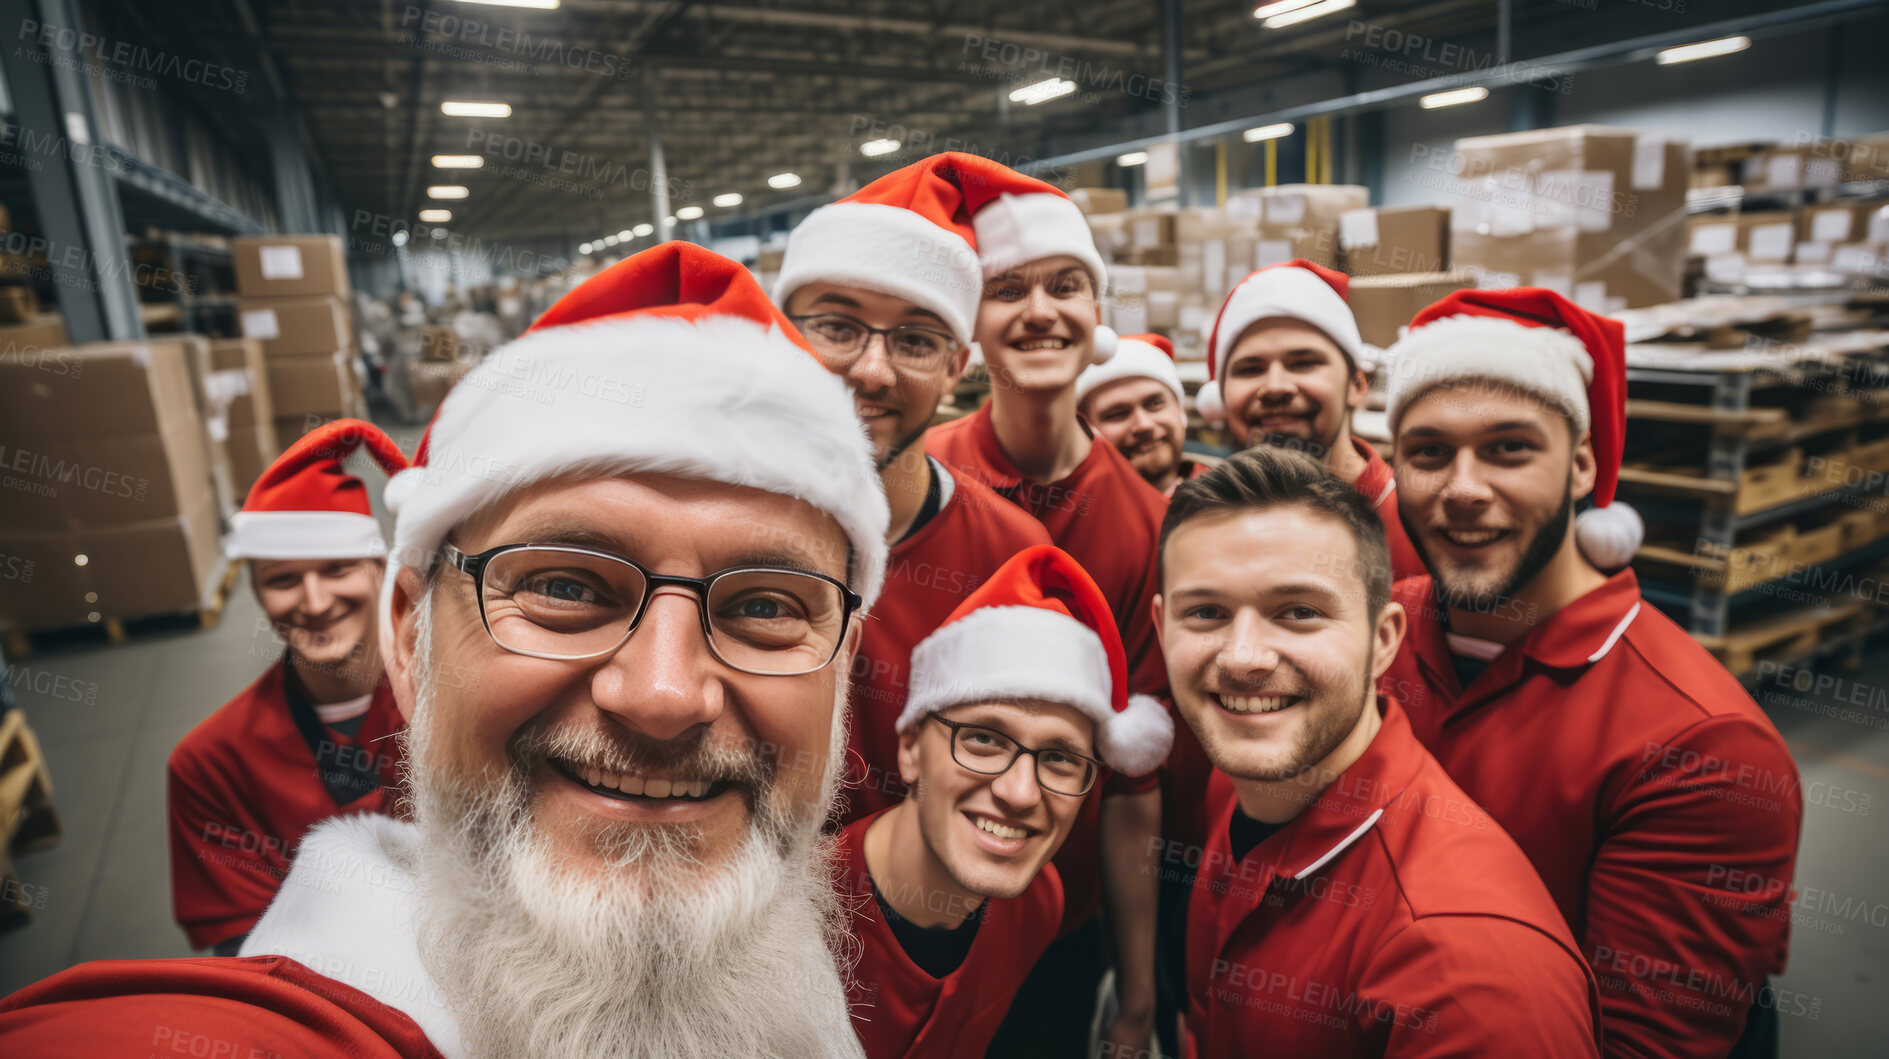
[442,541,864,675]
[926,714,1102,797]
[787,312,962,373]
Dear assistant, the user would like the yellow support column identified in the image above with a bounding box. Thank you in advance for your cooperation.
[1216,139,1227,206]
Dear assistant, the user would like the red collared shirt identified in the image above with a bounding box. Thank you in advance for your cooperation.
[1185,696,1601,1058]
[1383,570,1803,1058]
[1348,435,1425,583]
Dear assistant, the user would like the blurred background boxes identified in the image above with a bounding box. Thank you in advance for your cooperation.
[1347,272,1478,349]
[264,350,354,421]
[208,338,275,500]
[236,295,351,360]
[230,235,350,299]
[1340,206,1451,277]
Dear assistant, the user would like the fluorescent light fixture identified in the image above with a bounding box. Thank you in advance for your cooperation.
[1419,86,1489,109]
[431,154,484,169]
[426,185,470,199]
[1252,0,1318,18]
[713,192,744,208]
[617,229,633,240]
[665,215,676,226]
[861,138,900,157]
[1261,0,1353,28]
[454,0,559,9]
[768,172,802,189]
[1656,36,1750,65]
[418,209,453,222]
[632,223,653,237]
[579,242,593,254]
[1242,122,1294,143]
[604,234,620,247]
[440,100,511,118]
[1009,77,1077,106]
[392,230,409,247]
[430,228,448,239]
[1116,151,1149,167]
[676,205,704,220]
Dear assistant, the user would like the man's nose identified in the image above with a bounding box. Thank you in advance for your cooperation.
[588,588,724,741]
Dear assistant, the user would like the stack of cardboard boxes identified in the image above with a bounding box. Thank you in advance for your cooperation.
[0,341,224,631]
[1684,200,1889,282]
[233,235,362,449]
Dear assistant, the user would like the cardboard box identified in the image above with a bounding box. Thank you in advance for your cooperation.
[238,295,351,359]
[208,337,277,500]
[756,247,786,272]
[1740,147,1844,192]
[1070,188,1129,215]
[1347,271,1478,349]
[420,325,461,363]
[232,234,350,298]
[0,314,70,356]
[1119,209,1180,266]
[0,489,222,630]
[406,358,474,414]
[1798,201,1889,248]
[265,352,353,419]
[1341,206,1451,277]
[0,285,37,323]
[0,339,202,443]
[1228,185,1369,268]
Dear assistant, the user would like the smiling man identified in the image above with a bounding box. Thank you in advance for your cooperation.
[1378,289,1801,1058]
[168,418,410,955]
[1076,333,1217,496]
[842,545,1170,1058]
[1195,261,1423,581]
[1155,447,1600,1057]
[0,244,888,1059]
[775,152,1052,822]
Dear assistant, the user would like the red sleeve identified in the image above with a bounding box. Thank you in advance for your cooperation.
[1362,916,1602,1058]
[167,749,285,949]
[1122,537,1169,700]
[1584,715,1803,1058]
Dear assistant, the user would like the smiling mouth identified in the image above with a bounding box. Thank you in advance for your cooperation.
[551,757,731,803]
[1437,527,1510,549]
[1215,693,1302,715]
[1012,337,1068,352]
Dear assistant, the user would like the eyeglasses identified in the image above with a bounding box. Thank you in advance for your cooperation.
[443,543,862,676]
[928,715,1099,797]
[789,313,960,374]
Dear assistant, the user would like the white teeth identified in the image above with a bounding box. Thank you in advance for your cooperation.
[645,779,672,798]
[974,817,1027,840]
[1015,339,1066,350]
[586,767,601,787]
[569,760,711,798]
[619,774,646,796]
[1445,529,1501,545]
[1221,694,1294,714]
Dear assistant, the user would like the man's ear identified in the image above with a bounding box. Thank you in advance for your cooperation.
[896,721,923,788]
[1370,601,1407,684]
[943,342,972,389]
[1571,431,1598,504]
[385,566,428,722]
[1151,593,1166,652]
[1345,365,1370,411]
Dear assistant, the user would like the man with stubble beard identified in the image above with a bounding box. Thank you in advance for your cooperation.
[1379,288,1801,1059]
[1,244,887,1059]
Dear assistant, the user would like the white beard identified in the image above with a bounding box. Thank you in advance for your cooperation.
[400,591,865,1059]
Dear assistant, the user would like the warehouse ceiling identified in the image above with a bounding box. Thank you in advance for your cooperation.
[126,0,1846,243]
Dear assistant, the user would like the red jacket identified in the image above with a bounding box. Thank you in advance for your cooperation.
[839,810,1062,1058]
[167,659,406,948]
[1347,436,1425,584]
[0,955,442,1058]
[1382,571,1803,1058]
[1185,696,1601,1058]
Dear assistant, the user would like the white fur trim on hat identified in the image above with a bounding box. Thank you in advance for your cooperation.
[225,510,387,560]
[380,314,890,636]
[1382,314,1593,433]
[1076,336,1183,408]
[1576,500,1644,570]
[974,192,1108,293]
[774,201,981,346]
[1213,267,1365,378]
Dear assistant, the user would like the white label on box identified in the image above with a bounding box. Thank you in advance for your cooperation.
[1338,209,1379,249]
[1202,240,1226,290]
[1225,196,1263,220]
[1804,156,1840,187]
[1534,272,1573,296]
[1748,223,1793,261]
[1256,239,1293,267]
[1114,302,1148,335]
[241,309,281,340]
[1631,136,1666,190]
[207,415,229,443]
[1264,195,1306,226]
[1132,219,1161,249]
[1689,223,1736,256]
[259,245,306,281]
[1811,208,1854,243]
[1764,154,1802,189]
[1796,241,1832,264]
[1704,253,1747,283]
[1575,170,1616,232]
[1572,282,1608,310]
[1871,208,1889,245]
[1148,290,1181,327]
[1832,245,1881,275]
[1475,270,1521,290]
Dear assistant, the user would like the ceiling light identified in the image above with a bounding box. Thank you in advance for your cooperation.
[430,227,448,239]
[768,172,802,189]
[860,138,900,157]
[665,215,676,226]
[1260,0,1353,28]
[392,230,409,247]
[1252,0,1318,16]
[603,234,619,246]
[632,223,653,237]
[418,209,452,222]
[1117,151,1149,167]
[1656,36,1750,65]
[440,100,511,118]
[713,193,743,208]
[426,185,470,199]
[431,154,484,169]
[1242,122,1294,142]
[617,229,633,241]
[677,205,704,220]
[579,242,593,254]
[1009,77,1077,106]
[453,0,559,9]
[1419,86,1489,109]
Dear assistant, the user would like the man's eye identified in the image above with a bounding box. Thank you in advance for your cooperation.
[1145,395,1167,411]
[1184,605,1227,621]
[1280,605,1320,622]
[812,320,862,343]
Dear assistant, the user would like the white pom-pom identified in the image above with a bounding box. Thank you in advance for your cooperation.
[1576,501,1643,571]
[1090,324,1119,365]
[966,341,985,369]
[383,467,425,516]
[1195,379,1226,423]
[1101,694,1175,777]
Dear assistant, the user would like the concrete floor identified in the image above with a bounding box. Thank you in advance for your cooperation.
[2,582,1885,1055]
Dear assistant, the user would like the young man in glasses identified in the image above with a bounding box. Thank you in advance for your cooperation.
[775,152,1051,824]
[168,418,410,956]
[2,245,889,1059]
[841,545,1171,1059]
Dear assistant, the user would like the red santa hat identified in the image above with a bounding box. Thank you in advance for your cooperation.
[960,160,1117,364]
[1382,287,1642,570]
[224,418,408,560]
[1196,259,1365,423]
[381,242,889,633]
[900,545,1173,777]
[1074,333,1183,408]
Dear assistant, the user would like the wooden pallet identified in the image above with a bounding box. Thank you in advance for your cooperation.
[1696,602,1871,677]
[0,708,60,932]
[3,559,241,660]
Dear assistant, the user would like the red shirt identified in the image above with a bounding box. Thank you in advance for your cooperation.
[1382,571,1803,1058]
[167,660,407,948]
[1348,435,1425,583]
[843,464,1050,822]
[0,955,443,1058]
[839,810,1062,1059]
[1185,697,1601,1058]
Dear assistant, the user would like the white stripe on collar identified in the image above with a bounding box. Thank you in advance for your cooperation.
[1586,601,1642,664]
[1293,808,1385,881]
[1372,478,1395,506]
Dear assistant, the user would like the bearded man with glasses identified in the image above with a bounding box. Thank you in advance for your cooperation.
[0,244,888,1059]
